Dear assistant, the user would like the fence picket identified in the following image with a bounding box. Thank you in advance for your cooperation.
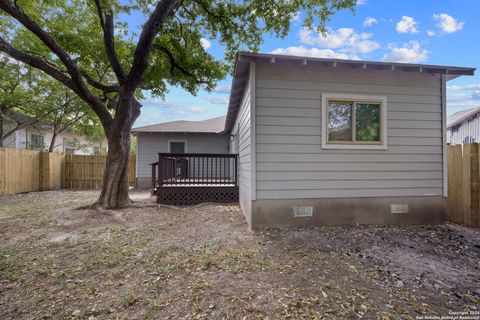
[447,143,480,228]
[463,144,472,226]
[0,148,136,196]
[471,144,480,227]
[454,145,464,224]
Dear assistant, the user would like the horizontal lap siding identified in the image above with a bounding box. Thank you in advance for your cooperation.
[136,133,229,177]
[448,113,480,144]
[232,81,252,196]
[255,64,443,199]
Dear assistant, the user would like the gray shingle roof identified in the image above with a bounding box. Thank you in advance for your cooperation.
[447,107,480,128]
[132,116,226,133]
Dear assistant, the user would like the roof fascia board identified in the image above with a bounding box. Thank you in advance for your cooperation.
[447,108,480,128]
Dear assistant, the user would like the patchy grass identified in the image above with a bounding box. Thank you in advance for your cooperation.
[0,190,97,220]
[0,190,479,319]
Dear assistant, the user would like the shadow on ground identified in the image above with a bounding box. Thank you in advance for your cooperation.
[0,190,479,319]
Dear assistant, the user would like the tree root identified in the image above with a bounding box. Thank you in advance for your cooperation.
[75,197,134,211]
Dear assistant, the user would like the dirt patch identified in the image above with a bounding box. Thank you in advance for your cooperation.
[48,232,81,243]
[0,190,479,319]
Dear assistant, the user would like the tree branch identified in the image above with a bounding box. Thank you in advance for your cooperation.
[94,0,127,82]
[0,0,113,131]
[58,112,86,134]
[0,36,73,88]
[0,2,83,83]
[192,0,239,35]
[128,0,180,88]
[81,71,119,93]
[153,44,208,84]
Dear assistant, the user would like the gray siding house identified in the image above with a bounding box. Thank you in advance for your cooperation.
[132,116,229,188]
[137,52,474,228]
[447,107,480,144]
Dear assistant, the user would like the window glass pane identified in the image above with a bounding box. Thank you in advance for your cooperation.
[30,133,44,150]
[170,142,185,153]
[328,101,353,141]
[355,103,380,142]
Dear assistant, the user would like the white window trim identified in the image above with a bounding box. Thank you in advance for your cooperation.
[321,93,388,150]
[29,132,45,151]
[168,140,188,153]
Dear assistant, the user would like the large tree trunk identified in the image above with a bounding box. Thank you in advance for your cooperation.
[96,131,132,208]
[48,128,58,152]
[94,91,140,209]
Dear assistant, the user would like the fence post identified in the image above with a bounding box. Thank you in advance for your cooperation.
[39,152,50,191]
[453,145,464,224]
[129,154,136,187]
[447,146,454,222]
[471,144,480,227]
[463,144,472,226]
[66,155,71,189]
[0,148,5,196]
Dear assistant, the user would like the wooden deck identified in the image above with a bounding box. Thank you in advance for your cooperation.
[151,153,239,205]
[154,178,236,188]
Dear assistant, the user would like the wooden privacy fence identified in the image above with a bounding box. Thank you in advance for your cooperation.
[66,154,136,189]
[0,148,136,196]
[447,143,480,227]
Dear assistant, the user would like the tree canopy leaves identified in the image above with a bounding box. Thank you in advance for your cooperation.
[0,0,356,207]
[0,54,103,147]
[1,0,356,104]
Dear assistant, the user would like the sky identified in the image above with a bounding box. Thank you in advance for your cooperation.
[134,0,480,128]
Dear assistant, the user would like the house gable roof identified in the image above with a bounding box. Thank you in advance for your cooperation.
[5,110,51,129]
[224,52,476,132]
[6,110,34,124]
[447,107,480,128]
[132,115,226,134]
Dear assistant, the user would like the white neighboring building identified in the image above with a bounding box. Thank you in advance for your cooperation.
[2,111,106,155]
[447,107,480,144]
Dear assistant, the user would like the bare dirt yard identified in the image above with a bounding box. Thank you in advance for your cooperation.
[0,190,479,319]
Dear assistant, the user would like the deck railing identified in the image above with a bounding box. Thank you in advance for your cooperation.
[151,153,238,190]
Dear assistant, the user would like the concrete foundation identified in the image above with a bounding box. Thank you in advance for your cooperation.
[250,196,446,228]
[239,192,252,226]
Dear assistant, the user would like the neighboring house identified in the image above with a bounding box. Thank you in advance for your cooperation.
[447,106,480,144]
[2,111,106,155]
[132,116,229,188]
[137,52,475,228]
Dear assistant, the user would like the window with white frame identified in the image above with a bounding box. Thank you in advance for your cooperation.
[29,133,45,151]
[322,94,387,149]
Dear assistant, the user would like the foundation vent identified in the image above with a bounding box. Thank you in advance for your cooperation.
[293,206,313,217]
[391,204,409,214]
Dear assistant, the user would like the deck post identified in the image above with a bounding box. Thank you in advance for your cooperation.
[234,155,238,186]
[151,163,156,194]
[158,154,164,187]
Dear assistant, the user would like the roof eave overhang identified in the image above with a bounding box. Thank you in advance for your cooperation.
[223,52,476,132]
[131,130,225,134]
[222,54,251,133]
[447,108,480,129]
[236,52,475,76]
